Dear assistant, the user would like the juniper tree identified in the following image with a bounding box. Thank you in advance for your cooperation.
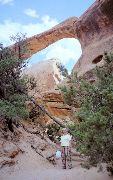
[61,53,113,173]
[56,62,68,77]
[0,34,36,131]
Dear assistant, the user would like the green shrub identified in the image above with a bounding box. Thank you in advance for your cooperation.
[61,53,113,174]
[0,34,33,123]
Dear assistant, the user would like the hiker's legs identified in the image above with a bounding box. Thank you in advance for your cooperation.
[61,147,66,169]
[61,147,72,169]
[67,147,72,169]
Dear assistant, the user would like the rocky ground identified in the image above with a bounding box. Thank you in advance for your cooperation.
[0,121,112,180]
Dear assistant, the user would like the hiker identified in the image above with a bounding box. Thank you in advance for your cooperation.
[60,128,72,169]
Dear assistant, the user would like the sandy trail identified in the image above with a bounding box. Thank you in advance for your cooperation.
[0,144,112,180]
[0,129,112,180]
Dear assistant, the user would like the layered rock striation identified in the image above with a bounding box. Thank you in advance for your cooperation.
[24,59,72,126]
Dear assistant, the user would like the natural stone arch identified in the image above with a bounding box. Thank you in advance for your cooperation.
[9,0,113,77]
[10,17,79,60]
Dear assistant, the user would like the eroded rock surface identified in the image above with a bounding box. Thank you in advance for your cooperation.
[41,92,72,125]
[24,59,72,126]
[74,0,113,76]
[0,131,22,169]
[24,59,63,94]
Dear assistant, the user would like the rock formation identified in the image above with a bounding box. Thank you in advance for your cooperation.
[19,0,113,126]
[6,0,113,126]
[41,92,71,125]
[10,0,113,77]
[24,59,72,126]
[10,17,78,60]
[74,0,113,76]
[24,59,63,95]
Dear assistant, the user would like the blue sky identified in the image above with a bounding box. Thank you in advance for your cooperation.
[0,0,95,72]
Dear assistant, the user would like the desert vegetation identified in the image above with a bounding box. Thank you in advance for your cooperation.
[0,34,37,132]
[61,52,113,174]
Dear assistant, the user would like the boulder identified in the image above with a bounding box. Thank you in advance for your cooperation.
[3,141,21,158]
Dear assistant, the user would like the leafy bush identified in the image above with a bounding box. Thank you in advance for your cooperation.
[47,123,60,142]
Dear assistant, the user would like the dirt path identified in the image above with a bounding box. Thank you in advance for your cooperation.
[0,157,112,180]
[0,128,112,180]
[0,143,112,180]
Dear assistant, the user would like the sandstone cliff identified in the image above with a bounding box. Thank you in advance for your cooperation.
[24,59,72,126]
[74,0,113,76]
[24,59,63,95]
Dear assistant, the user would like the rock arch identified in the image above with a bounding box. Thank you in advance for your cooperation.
[9,0,113,76]
[10,17,79,60]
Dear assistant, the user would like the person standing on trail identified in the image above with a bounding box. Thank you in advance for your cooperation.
[60,128,72,169]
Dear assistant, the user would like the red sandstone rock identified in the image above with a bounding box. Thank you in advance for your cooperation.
[24,59,72,125]
[74,0,113,76]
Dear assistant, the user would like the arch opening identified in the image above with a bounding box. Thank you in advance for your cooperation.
[28,38,82,74]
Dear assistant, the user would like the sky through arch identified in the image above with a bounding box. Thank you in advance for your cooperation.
[29,38,82,73]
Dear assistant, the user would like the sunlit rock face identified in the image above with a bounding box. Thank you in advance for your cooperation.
[10,17,78,60]
[41,92,72,125]
[24,59,63,95]
[24,59,72,126]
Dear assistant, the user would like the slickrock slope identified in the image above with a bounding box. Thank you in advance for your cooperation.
[24,59,72,126]
[24,59,62,94]
[10,0,113,77]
